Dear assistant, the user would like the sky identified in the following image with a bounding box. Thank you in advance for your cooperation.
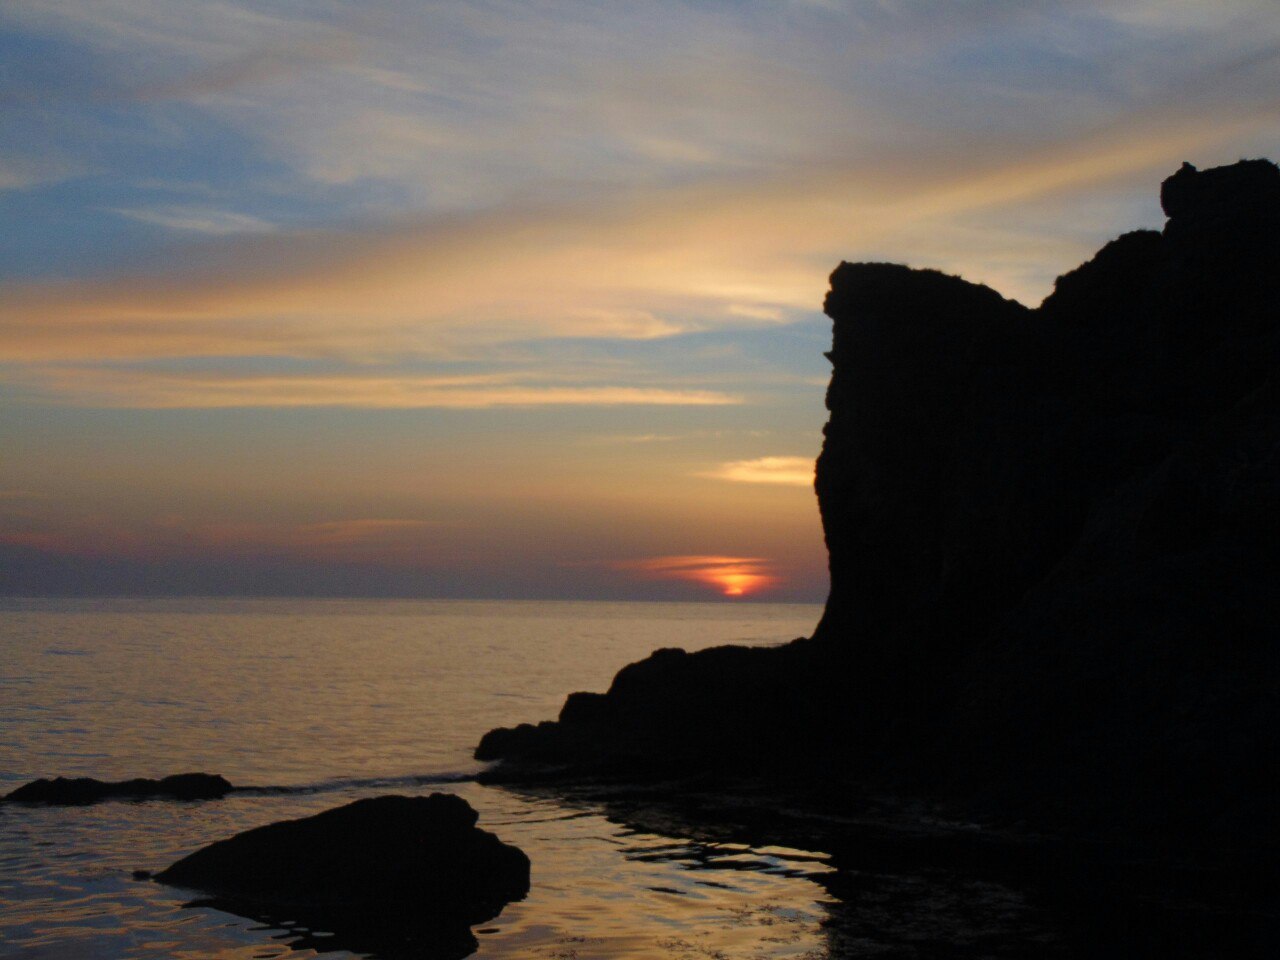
[2,0,1278,601]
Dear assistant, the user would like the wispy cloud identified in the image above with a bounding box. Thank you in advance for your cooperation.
[108,205,277,235]
[589,428,776,445]
[702,456,814,487]
[129,37,360,102]
[5,109,1271,370]
[594,433,684,444]
[7,366,742,409]
[0,163,45,191]
[3,1,1278,360]
[0,154,78,191]
[9,0,1277,206]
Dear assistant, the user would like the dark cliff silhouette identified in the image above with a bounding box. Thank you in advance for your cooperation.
[477,159,1280,860]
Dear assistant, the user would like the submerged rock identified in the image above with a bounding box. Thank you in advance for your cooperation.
[477,159,1280,851]
[155,793,529,959]
[3,773,232,804]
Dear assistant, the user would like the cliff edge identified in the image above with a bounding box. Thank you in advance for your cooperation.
[477,160,1280,850]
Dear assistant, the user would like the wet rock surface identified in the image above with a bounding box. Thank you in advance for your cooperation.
[2,773,232,804]
[155,793,530,960]
[477,160,1280,856]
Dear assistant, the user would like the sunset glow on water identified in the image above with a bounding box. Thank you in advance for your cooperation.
[0,598,1075,958]
[1,599,837,959]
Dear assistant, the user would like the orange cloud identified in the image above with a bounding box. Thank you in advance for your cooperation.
[0,96,1272,424]
[701,456,814,487]
[609,554,781,598]
[8,366,742,409]
[4,107,1268,373]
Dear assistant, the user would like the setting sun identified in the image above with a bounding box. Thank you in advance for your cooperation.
[716,573,760,597]
[609,555,781,598]
[704,564,775,597]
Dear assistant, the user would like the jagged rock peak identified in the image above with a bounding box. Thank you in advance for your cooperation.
[1160,157,1280,223]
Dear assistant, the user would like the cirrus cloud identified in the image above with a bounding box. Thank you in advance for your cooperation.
[4,366,743,409]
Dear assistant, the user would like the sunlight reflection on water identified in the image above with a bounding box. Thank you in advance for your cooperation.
[1,598,838,960]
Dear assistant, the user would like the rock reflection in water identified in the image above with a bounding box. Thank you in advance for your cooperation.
[501,783,1062,960]
[516,779,1280,959]
[180,896,485,960]
[468,785,836,960]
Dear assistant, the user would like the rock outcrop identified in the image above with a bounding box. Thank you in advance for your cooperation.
[3,773,232,804]
[477,159,1280,849]
[156,793,529,959]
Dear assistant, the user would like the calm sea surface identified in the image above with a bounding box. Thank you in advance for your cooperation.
[1,598,845,960]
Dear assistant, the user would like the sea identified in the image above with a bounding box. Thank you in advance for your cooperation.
[1,597,1076,960]
[1,598,842,960]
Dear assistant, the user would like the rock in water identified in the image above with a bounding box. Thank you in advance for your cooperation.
[3,773,232,804]
[155,793,530,959]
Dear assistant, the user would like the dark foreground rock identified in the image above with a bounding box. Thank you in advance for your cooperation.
[477,159,1280,857]
[3,773,232,804]
[155,793,530,960]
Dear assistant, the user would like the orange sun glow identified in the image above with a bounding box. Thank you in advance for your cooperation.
[610,555,780,598]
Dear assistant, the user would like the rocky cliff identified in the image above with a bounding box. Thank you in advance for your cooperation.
[477,160,1280,849]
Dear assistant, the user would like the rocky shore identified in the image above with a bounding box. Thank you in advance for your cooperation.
[2,773,233,804]
[477,159,1280,859]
